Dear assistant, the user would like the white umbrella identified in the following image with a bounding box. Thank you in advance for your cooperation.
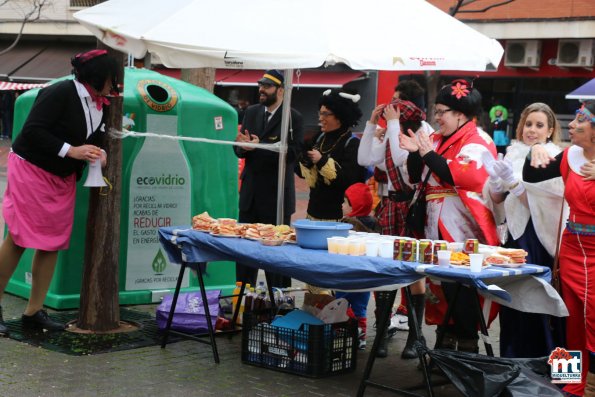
[74,0,504,223]
[74,0,502,71]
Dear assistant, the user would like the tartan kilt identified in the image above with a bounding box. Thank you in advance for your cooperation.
[375,197,410,236]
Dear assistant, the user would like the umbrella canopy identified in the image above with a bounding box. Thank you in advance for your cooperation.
[74,0,503,72]
[566,78,595,101]
[74,0,504,224]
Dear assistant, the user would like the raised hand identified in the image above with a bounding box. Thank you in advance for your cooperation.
[369,105,385,124]
[493,158,516,186]
[580,159,595,180]
[481,151,500,179]
[399,129,419,153]
[236,129,258,151]
[530,144,556,168]
[383,103,400,121]
[416,131,433,157]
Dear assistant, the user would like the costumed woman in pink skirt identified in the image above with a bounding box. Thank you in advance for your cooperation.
[0,49,119,334]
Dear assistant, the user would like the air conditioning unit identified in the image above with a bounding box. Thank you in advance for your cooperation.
[556,39,594,68]
[504,40,541,68]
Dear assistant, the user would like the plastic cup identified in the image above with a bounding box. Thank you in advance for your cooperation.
[358,239,367,256]
[348,238,364,256]
[365,239,380,257]
[378,240,394,259]
[335,238,349,255]
[436,250,451,267]
[327,237,340,254]
[469,253,484,273]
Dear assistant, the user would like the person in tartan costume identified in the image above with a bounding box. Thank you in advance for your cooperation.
[358,98,431,359]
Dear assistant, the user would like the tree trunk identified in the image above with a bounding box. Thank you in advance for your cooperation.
[77,44,124,332]
[181,68,215,92]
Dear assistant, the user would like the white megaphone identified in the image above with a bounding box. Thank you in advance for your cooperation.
[84,159,107,187]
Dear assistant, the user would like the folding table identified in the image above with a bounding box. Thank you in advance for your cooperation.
[158,226,567,396]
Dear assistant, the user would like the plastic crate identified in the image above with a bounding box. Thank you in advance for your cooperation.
[241,309,357,377]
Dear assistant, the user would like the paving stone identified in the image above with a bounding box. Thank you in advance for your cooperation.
[0,290,496,397]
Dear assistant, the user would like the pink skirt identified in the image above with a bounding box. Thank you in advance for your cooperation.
[3,152,76,250]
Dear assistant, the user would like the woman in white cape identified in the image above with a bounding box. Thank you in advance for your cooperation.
[483,102,566,358]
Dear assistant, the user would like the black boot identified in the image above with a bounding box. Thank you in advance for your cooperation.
[457,337,479,353]
[0,305,8,336]
[436,328,457,350]
[374,292,392,358]
[401,294,426,359]
[376,328,389,358]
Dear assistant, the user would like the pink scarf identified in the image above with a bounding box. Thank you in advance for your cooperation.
[83,82,110,110]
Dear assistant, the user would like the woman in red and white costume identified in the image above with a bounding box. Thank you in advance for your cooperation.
[524,101,595,397]
[400,79,499,353]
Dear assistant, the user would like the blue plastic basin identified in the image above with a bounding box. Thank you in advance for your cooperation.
[291,219,353,250]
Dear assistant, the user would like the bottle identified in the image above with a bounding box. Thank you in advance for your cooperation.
[255,281,267,297]
[244,287,256,314]
[238,283,251,324]
[231,281,242,313]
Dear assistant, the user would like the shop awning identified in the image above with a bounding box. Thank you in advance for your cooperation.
[0,81,48,91]
[156,68,367,88]
[566,78,595,100]
[0,41,94,83]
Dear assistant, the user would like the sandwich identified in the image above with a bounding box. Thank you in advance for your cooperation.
[192,211,216,231]
[257,224,276,240]
[484,252,511,265]
[496,248,528,264]
[217,218,238,236]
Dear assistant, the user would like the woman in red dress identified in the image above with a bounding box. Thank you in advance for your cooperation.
[524,101,595,397]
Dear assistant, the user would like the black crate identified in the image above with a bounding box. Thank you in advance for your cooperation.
[241,309,357,378]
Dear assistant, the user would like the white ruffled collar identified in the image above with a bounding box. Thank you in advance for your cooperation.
[568,145,589,174]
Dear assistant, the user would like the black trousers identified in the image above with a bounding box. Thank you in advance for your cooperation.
[441,282,480,340]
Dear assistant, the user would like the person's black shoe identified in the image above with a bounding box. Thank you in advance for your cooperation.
[22,310,65,331]
[0,305,9,336]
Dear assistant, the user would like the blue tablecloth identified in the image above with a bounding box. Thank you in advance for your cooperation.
[158,227,568,317]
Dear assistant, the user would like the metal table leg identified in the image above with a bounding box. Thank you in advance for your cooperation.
[196,262,220,363]
[161,261,187,348]
[160,261,220,364]
[471,287,494,356]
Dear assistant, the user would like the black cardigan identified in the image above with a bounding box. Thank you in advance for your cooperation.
[12,80,107,179]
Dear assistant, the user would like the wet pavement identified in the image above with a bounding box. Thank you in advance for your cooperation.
[1,289,478,397]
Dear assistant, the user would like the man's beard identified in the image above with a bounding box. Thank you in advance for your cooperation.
[259,89,278,107]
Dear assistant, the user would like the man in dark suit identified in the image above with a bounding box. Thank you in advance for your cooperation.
[234,70,303,287]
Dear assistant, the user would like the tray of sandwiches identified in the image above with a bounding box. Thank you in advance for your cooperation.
[191,212,296,245]
[483,248,528,268]
[446,244,528,268]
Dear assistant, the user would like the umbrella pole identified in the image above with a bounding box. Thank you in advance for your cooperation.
[275,68,293,225]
